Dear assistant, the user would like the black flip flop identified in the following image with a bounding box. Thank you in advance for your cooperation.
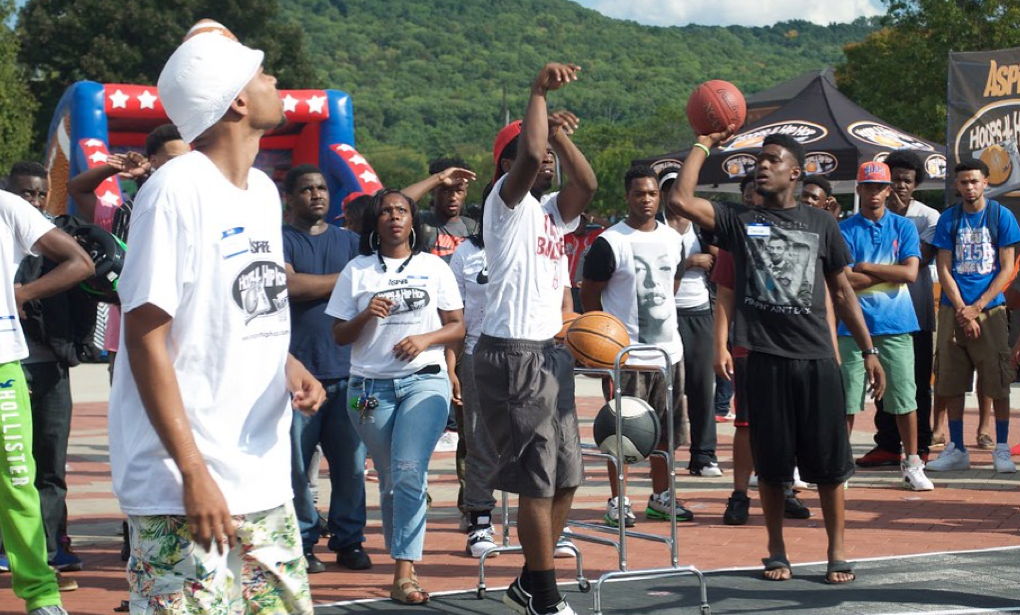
[824,560,856,584]
[761,555,792,581]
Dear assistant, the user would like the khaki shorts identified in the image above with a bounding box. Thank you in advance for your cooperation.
[935,305,1015,399]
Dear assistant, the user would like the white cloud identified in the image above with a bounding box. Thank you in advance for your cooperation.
[575,0,884,27]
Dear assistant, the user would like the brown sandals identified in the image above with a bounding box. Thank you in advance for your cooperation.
[391,576,429,605]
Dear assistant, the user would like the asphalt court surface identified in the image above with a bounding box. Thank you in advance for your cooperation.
[316,547,1020,615]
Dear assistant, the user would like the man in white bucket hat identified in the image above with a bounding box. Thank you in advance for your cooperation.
[108,23,325,614]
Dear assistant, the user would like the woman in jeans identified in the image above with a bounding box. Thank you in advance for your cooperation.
[327,189,465,604]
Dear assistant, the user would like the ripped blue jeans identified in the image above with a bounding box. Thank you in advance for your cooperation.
[347,372,450,561]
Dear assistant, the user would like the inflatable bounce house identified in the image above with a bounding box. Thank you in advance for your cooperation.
[44,81,382,229]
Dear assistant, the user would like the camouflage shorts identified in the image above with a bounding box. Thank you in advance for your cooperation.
[126,501,312,615]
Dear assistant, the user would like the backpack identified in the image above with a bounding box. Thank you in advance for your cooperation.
[53,215,127,305]
[948,200,1002,249]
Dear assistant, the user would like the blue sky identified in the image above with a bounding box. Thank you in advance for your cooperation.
[573,0,885,27]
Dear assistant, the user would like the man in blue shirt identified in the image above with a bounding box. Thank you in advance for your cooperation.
[282,165,371,571]
[929,159,1019,474]
[839,162,932,491]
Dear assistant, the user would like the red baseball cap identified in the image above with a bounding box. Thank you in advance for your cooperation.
[857,161,891,184]
[492,120,523,177]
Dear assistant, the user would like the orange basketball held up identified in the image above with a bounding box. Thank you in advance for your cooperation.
[564,311,631,369]
[686,79,747,136]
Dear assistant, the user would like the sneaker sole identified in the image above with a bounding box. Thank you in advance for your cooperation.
[903,479,935,491]
[645,508,693,522]
[502,589,529,615]
[602,514,635,528]
[467,544,499,558]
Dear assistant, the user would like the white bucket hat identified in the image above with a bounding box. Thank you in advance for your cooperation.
[157,32,265,144]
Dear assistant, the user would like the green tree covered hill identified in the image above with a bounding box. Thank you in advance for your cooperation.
[283,0,876,210]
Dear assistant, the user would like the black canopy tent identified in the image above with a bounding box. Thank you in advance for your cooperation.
[636,75,948,195]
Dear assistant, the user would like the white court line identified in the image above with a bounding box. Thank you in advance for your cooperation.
[312,544,1020,608]
[871,609,1020,615]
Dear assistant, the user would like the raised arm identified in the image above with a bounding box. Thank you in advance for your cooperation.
[550,111,597,224]
[402,167,477,204]
[666,126,735,231]
[67,152,150,223]
[500,63,581,208]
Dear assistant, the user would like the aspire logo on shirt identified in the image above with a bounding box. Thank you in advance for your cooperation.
[231,261,289,324]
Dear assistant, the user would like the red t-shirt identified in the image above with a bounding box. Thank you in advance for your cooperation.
[711,249,749,359]
[564,228,602,287]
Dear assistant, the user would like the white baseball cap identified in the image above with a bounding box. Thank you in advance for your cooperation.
[157,32,265,144]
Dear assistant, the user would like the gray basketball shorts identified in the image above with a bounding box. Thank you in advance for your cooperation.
[473,334,584,498]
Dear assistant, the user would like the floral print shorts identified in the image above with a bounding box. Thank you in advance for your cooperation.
[126,501,312,615]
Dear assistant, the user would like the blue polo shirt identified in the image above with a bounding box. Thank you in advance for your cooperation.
[931,199,1020,309]
[283,224,360,380]
[838,210,921,337]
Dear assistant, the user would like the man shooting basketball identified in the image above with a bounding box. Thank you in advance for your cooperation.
[473,62,597,615]
[668,127,884,585]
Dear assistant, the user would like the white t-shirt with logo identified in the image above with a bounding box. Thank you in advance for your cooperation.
[481,175,578,341]
[588,221,684,366]
[108,151,293,516]
[674,222,710,309]
[0,191,55,364]
[450,240,488,354]
[326,252,463,379]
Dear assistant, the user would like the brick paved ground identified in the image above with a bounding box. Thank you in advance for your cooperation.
[1,368,1017,614]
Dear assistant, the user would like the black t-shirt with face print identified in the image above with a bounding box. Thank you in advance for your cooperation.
[711,201,851,359]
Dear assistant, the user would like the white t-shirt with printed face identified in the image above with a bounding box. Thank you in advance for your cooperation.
[596,221,684,366]
[450,240,488,354]
[326,252,463,379]
[0,191,55,364]
[481,175,578,341]
[108,152,294,517]
[674,223,710,309]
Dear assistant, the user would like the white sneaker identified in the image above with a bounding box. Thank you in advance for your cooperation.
[434,430,459,453]
[925,442,970,472]
[604,496,636,527]
[749,473,758,488]
[554,539,576,558]
[690,462,723,477]
[902,459,934,491]
[466,525,498,558]
[527,597,578,615]
[993,443,1017,474]
[792,467,810,490]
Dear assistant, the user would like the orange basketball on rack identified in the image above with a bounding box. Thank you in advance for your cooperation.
[564,311,630,369]
[556,311,581,343]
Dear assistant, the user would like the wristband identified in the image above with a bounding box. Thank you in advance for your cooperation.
[692,142,711,157]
